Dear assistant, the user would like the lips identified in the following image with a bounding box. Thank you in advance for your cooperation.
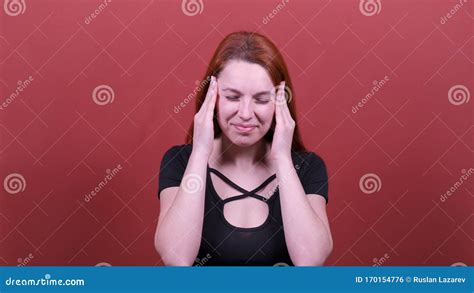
[232,123,257,133]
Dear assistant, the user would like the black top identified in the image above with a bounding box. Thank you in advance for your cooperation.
[158,144,329,266]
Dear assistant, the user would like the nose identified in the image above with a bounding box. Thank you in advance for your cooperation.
[237,97,254,120]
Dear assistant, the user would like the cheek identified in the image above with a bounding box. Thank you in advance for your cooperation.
[217,99,235,117]
[256,105,275,124]
[217,100,233,125]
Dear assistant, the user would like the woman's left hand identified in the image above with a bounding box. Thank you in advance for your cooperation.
[269,81,295,162]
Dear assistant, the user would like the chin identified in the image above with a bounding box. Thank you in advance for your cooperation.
[227,134,261,147]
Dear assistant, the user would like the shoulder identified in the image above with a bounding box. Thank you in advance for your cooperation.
[291,150,329,200]
[161,144,193,165]
[163,144,193,156]
[291,150,326,173]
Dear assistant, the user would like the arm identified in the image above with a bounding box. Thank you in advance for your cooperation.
[154,76,218,266]
[276,157,333,266]
[269,81,333,266]
[154,151,208,266]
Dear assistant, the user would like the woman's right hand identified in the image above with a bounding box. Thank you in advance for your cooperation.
[192,75,218,159]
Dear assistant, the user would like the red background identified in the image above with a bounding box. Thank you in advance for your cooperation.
[0,0,472,266]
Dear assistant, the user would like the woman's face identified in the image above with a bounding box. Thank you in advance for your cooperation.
[216,60,276,147]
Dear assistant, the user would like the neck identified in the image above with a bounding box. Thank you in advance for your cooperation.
[214,135,269,169]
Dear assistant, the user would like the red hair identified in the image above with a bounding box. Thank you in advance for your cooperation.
[186,31,306,152]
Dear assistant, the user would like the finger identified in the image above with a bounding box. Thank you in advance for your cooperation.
[277,81,289,124]
[274,82,284,125]
[207,77,218,116]
[199,76,215,114]
[281,85,292,121]
[280,81,294,124]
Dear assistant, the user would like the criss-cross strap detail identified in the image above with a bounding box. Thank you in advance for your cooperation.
[209,168,248,193]
[209,167,276,204]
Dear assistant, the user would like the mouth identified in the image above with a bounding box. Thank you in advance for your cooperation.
[232,123,257,133]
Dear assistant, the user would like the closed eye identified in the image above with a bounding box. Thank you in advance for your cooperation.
[254,93,271,104]
[255,98,270,104]
[225,96,240,101]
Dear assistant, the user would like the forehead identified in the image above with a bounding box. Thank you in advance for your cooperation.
[218,60,274,92]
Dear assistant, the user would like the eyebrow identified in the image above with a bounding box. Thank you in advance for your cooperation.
[222,87,272,98]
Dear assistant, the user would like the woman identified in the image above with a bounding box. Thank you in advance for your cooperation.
[154,31,333,266]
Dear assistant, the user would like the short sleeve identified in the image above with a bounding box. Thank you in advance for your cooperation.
[300,152,329,204]
[157,145,189,199]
